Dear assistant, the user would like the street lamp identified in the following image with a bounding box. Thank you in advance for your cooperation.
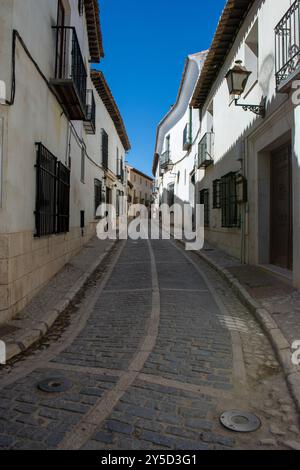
[225,60,265,117]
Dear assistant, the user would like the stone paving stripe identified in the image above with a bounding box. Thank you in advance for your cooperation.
[58,240,161,450]
[138,373,233,400]
[46,363,124,377]
[0,242,126,391]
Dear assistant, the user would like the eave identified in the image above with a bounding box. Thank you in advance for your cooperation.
[191,0,255,109]
[91,70,131,152]
[84,0,104,63]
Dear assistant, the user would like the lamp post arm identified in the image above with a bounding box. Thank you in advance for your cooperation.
[234,98,266,118]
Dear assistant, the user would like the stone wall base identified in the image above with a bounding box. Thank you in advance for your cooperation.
[204,229,242,261]
[0,224,98,323]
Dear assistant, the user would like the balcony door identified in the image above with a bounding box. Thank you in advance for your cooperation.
[270,143,293,270]
[56,0,66,78]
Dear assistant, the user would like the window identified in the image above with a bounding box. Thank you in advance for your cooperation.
[81,147,85,183]
[220,173,239,228]
[244,20,258,95]
[207,100,214,133]
[116,190,124,217]
[168,183,175,207]
[94,179,102,218]
[166,135,170,153]
[35,143,70,237]
[213,179,221,209]
[78,0,84,15]
[200,189,210,228]
[101,129,108,169]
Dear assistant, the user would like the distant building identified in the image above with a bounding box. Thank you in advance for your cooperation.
[127,167,154,211]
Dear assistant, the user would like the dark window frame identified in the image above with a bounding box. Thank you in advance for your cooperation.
[213,179,221,209]
[101,129,109,170]
[35,142,70,237]
[94,179,102,219]
[220,172,240,228]
[78,0,84,16]
[200,189,210,228]
[167,183,175,207]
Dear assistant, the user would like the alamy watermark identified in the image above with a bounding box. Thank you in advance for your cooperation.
[0,341,6,365]
[96,202,205,251]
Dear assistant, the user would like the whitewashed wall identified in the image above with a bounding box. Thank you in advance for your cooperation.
[196,0,300,286]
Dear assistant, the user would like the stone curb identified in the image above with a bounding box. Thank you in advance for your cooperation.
[5,241,117,362]
[180,242,300,414]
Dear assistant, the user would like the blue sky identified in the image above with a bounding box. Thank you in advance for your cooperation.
[96,0,226,177]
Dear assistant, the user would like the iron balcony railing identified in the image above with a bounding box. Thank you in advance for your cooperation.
[84,89,96,134]
[53,26,87,111]
[275,0,300,90]
[160,150,171,169]
[198,132,214,169]
[183,123,192,151]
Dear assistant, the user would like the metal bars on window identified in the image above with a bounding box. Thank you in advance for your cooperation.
[94,179,102,218]
[200,189,210,228]
[275,0,300,89]
[220,173,239,228]
[35,143,70,237]
[101,129,109,170]
[213,179,221,209]
[53,26,87,109]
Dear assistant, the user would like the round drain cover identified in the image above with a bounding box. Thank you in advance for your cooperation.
[37,377,72,394]
[220,410,261,433]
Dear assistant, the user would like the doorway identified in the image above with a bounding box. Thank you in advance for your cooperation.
[270,143,293,270]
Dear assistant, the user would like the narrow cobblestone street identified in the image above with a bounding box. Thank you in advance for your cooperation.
[0,238,299,450]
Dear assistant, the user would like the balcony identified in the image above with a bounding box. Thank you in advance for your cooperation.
[84,90,96,134]
[183,123,192,151]
[50,26,87,120]
[198,132,214,169]
[160,150,171,170]
[275,1,300,92]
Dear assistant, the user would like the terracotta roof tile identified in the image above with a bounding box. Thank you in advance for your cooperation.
[84,0,104,62]
[191,0,255,109]
[91,70,131,151]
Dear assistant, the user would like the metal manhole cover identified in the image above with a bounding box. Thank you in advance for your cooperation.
[220,410,261,433]
[37,377,72,393]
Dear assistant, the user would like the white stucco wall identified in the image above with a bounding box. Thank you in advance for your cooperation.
[0,0,128,319]
[195,0,299,275]
[155,51,207,211]
[0,0,127,235]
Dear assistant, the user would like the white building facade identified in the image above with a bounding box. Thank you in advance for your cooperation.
[190,0,300,288]
[152,52,207,222]
[127,166,154,208]
[0,0,130,322]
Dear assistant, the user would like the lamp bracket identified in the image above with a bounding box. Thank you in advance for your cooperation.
[234,98,266,118]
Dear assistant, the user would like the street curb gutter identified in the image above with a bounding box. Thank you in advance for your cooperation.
[179,242,300,414]
[5,241,117,363]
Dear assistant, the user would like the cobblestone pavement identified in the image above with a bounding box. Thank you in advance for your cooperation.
[0,238,300,450]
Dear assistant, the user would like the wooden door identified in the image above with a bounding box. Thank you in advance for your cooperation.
[270,143,293,270]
